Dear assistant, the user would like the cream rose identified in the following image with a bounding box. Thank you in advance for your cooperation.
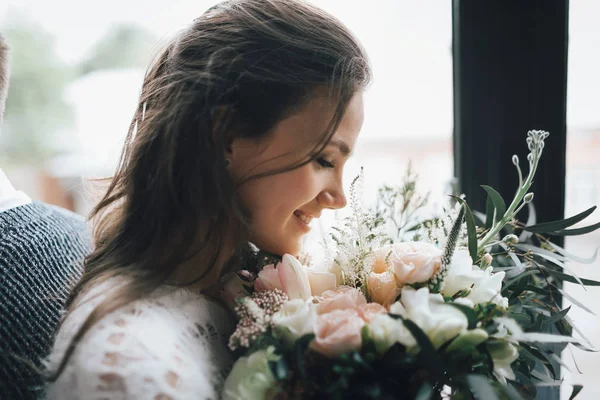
[387,242,443,285]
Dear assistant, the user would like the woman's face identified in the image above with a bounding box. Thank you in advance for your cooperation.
[229,92,364,256]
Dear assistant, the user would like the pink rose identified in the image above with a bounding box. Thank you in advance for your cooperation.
[312,309,365,357]
[388,242,442,285]
[357,303,387,322]
[317,287,367,315]
[367,270,401,308]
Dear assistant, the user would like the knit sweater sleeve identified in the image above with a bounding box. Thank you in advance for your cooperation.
[46,282,235,400]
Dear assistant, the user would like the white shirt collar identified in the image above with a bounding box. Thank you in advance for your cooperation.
[0,168,32,213]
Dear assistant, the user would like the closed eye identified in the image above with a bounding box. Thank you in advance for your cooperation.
[316,157,335,168]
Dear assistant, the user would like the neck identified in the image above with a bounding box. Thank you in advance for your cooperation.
[168,237,239,297]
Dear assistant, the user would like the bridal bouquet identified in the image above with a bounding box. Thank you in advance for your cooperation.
[221,131,600,400]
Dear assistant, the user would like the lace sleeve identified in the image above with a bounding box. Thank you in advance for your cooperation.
[47,292,231,400]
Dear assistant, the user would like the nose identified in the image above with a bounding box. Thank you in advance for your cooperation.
[317,186,347,210]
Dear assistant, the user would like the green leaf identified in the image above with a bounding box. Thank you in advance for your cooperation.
[446,329,489,353]
[482,185,507,224]
[509,312,532,328]
[486,196,495,229]
[453,196,479,263]
[449,303,479,329]
[552,221,600,236]
[466,374,499,400]
[268,358,289,381]
[569,384,583,400]
[361,325,377,355]
[295,333,315,379]
[522,206,597,233]
[541,306,571,329]
[519,343,557,380]
[395,316,444,377]
[544,269,600,287]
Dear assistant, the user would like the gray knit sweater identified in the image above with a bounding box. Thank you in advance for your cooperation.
[0,202,91,399]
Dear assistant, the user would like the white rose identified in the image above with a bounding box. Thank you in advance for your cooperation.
[222,346,279,400]
[368,314,416,355]
[390,286,469,348]
[442,250,508,307]
[271,299,317,346]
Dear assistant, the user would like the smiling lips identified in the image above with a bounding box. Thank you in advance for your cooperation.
[294,210,315,226]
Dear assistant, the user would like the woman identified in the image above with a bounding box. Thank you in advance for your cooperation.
[46,0,370,398]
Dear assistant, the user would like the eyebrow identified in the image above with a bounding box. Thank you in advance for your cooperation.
[328,138,352,156]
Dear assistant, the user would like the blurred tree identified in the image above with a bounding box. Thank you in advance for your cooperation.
[78,24,157,76]
[0,14,75,165]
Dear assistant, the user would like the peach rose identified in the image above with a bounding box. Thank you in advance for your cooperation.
[357,303,387,322]
[388,242,443,285]
[317,287,366,315]
[312,308,365,357]
[367,270,401,308]
[371,245,393,274]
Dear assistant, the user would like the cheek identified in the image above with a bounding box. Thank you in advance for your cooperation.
[238,166,321,225]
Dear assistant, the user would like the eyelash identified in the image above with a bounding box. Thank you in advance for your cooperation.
[316,157,336,169]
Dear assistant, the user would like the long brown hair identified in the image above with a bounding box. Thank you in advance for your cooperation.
[48,0,371,380]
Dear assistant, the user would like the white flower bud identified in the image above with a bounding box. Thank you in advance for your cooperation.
[502,234,519,245]
[524,193,534,203]
[512,155,519,165]
[481,253,493,268]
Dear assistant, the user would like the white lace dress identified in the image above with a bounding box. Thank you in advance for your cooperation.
[46,278,235,400]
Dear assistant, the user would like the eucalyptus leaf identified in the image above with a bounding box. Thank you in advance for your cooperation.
[519,343,557,380]
[482,185,507,225]
[486,196,495,229]
[541,306,571,329]
[527,251,586,289]
[547,241,599,264]
[466,374,499,400]
[544,269,600,287]
[569,384,583,400]
[552,221,600,236]
[522,206,596,233]
[553,285,596,315]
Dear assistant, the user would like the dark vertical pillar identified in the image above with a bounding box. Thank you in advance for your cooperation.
[452,2,569,399]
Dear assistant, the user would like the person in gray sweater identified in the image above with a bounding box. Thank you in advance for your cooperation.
[0,34,91,399]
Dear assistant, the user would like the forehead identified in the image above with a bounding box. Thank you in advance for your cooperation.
[266,92,364,154]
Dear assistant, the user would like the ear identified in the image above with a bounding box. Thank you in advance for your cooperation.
[211,105,236,161]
